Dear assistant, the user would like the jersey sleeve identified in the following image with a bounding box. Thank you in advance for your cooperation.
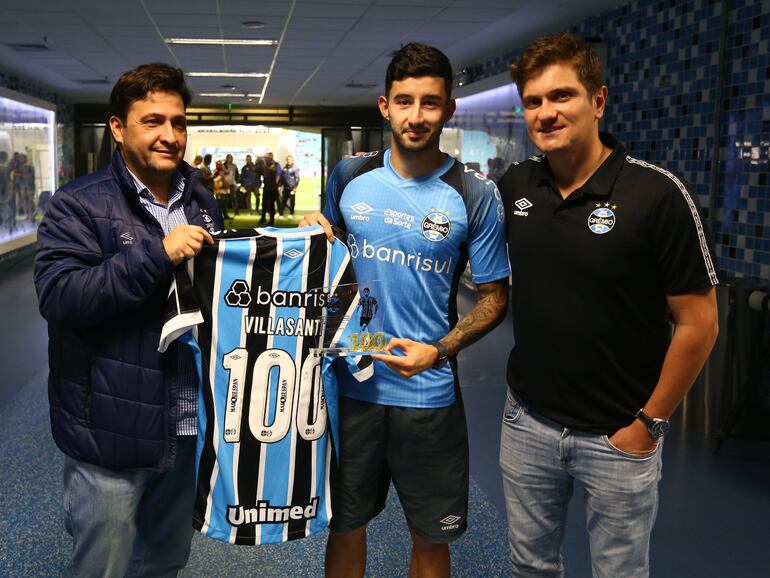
[158,262,204,352]
[322,154,381,228]
[648,176,719,294]
[466,178,511,284]
[322,161,347,226]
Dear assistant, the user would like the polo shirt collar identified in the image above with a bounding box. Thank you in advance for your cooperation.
[531,132,626,200]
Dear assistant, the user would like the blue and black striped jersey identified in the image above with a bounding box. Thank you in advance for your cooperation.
[159,225,372,545]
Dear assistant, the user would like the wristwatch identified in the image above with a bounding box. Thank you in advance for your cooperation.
[431,341,450,369]
[635,409,670,439]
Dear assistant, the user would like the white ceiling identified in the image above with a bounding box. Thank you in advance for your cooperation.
[0,0,628,107]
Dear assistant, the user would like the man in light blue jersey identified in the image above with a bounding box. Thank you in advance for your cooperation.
[301,42,509,578]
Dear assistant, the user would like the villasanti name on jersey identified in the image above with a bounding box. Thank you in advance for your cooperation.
[243,316,323,336]
[227,497,319,526]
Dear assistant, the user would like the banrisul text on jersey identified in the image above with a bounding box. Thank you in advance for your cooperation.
[159,226,372,545]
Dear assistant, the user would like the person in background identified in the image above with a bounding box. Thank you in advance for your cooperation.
[280,154,300,216]
[213,159,230,220]
[191,154,202,169]
[199,153,214,196]
[34,62,222,577]
[486,157,505,184]
[0,151,11,232]
[259,151,282,226]
[239,154,261,213]
[223,153,239,215]
[14,153,36,225]
[497,33,719,577]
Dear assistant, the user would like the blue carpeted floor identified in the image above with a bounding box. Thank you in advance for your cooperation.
[0,367,508,577]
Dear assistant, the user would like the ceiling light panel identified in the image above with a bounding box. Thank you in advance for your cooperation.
[197,93,262,98]
[186,72,269,78]
[164,38,277,46]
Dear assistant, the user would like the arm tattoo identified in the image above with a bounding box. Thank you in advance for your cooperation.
[441,278,508,356]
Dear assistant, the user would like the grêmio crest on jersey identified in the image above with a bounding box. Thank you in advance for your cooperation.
[158,225,373,545]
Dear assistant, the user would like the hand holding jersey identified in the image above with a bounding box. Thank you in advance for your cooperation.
[162,224,214,265]
[299,211,334,241]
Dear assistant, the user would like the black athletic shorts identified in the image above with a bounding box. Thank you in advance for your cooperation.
[329,396,469,543]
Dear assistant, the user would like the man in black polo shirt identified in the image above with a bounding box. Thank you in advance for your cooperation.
[497,33,719,577]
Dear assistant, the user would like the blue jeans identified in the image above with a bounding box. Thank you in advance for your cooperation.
[499,389,662,578]
[63,437,197,578]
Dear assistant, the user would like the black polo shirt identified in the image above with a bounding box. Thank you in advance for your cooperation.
[498,133,718,434]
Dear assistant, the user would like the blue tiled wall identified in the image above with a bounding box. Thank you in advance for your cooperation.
[462,0,770,283]
[0,72,74,186]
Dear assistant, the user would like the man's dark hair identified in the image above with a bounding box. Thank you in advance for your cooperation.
[203,154,212,164]
[510,33,604,99]
[385,42,453,99]
[109,62,192,121]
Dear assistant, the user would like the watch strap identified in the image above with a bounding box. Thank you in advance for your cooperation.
[635,409,669,438]
[431,340,449,368]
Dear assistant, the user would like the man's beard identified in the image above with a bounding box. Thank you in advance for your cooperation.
[391,124,442,154]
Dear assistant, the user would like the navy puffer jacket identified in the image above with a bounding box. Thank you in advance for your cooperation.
[34,150,222,471]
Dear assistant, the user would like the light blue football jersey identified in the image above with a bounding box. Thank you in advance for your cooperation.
[324,149,509,408]
[159,226,372,545]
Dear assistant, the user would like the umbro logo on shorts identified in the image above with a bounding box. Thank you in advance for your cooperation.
[440,514,462,530]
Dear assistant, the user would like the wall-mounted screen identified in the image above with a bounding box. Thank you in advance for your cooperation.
[0,87,57,251]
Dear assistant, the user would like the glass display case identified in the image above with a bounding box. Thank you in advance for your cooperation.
[0,87,57,250]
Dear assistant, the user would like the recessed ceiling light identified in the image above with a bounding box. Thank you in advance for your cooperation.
[198,93,263,98]
[186,72,269,78]
[165,38,277,46]
[241,21,265,29]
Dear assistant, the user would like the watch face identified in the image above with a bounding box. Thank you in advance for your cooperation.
[651,420,669,438]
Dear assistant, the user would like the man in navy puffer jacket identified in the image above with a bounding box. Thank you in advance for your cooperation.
[35,63,222,577]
